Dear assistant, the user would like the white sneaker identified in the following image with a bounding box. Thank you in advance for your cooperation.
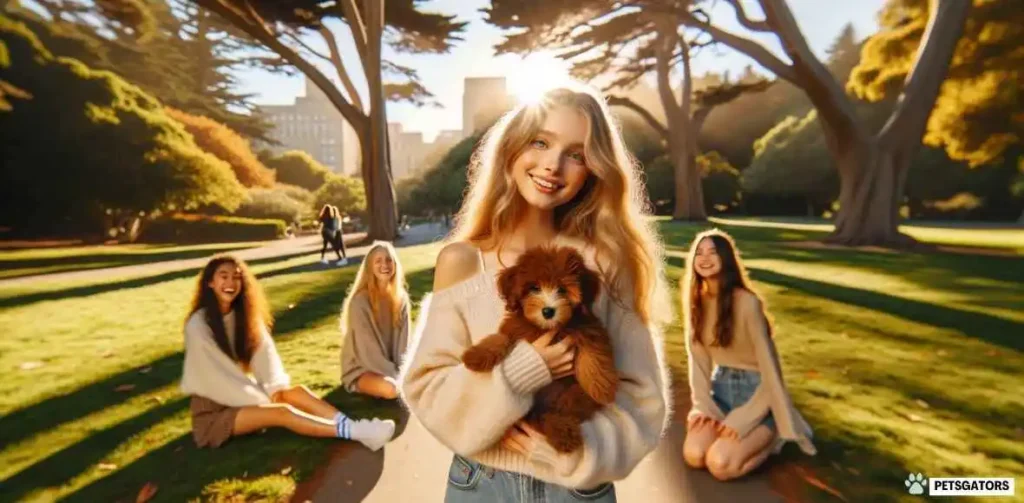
[336,258,348,266]
[320,258,328,265]
[349,418,396,452]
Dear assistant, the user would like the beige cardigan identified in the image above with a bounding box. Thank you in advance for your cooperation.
[686,290,816,455]
[340,291,410,392]
[400,246,670,489]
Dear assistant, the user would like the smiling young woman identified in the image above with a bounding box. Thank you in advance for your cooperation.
[179,254,395,451]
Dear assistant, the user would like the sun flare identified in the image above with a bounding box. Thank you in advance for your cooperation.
[506,53,574,105]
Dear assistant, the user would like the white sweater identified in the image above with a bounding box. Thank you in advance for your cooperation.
[400,249,670,489]
[180,309,291,407]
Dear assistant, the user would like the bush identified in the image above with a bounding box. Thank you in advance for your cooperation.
[644,152,741,215]
[234,187,309,224]
[266,151,332,191]
[165,107,276,188]
[139,213,285,243]
[0,15,245,236]
[313,175,366,216]
[274,183,314,206]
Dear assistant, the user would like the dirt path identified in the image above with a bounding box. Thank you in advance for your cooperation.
[295,387,790,503]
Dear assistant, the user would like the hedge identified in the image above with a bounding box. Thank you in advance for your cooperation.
[139,213,285,243]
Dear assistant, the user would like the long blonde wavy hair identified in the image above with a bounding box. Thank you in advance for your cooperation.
[340,241,409,331]
[450,83,671,326]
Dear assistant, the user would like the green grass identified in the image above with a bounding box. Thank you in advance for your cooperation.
[0,241,267,280]
[0,223,1021,502]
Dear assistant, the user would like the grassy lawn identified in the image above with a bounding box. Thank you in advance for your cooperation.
[0,241,268,280]
[0,222,1021,502]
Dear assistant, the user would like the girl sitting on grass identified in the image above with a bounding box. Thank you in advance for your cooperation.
[180,254,394,450]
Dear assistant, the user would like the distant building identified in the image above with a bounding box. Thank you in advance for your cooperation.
[388,122,428,181]
[463,77,513,137]
[259,78,349,174]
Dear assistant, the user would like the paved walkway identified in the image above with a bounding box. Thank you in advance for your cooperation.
[0,224,447,288]
[298,389,786,503]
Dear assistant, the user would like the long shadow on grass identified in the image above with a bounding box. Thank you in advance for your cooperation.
[1,264,438,490]
[747,268,1023,352]
[0,260,362,452]
[55,391,407,502]
[0,243,261,281]
[0,250,316,310]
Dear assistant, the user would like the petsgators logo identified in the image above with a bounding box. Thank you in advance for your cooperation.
[904,472,1016,497]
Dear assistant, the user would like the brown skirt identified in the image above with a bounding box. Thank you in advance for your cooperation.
[190,396,241,448]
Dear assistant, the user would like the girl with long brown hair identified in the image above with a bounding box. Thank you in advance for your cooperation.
[680,229,816,481]
[180,254,394,449]
[400,83,672,502]
[339,241,410,399]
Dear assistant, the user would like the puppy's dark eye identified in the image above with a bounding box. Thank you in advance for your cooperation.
[557,286,567,295]
[529,284,541,293]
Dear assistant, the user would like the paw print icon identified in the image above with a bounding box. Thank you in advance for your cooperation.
[905,473,928,495]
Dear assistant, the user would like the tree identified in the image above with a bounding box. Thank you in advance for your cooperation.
[265,150,331,191]
[485,0,768,221]
[850,0,1021,169]
[397,133,478,217]
[165,107,275,187]
[665,0,970,245]
[193,0,467,240]
[313,175,367,216]
[0,15,244,236]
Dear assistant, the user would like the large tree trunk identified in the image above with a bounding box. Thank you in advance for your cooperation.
[671,141,706,220]
[829,139,915,246]
[362,1,397,241]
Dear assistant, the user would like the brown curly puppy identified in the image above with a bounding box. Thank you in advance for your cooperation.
[462,245,619,453]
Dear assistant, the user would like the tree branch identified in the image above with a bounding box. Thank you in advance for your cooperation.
[877,0,971,148]
[678,13,797,84]
[339,0,370,73]
[319,25,365,113]
[722,0,772,32]
[286,30,331,61]
[655,26,682,127]
[606,95,669,141]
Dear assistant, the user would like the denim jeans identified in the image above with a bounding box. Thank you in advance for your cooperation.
[711,365,777,432]
[444,454,617,503]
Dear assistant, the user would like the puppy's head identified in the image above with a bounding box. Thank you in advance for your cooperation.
[497,246,602,331]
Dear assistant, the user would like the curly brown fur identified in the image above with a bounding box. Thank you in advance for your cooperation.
[461,245,618,453]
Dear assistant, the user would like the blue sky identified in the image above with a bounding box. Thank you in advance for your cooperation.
[234,0,888,142]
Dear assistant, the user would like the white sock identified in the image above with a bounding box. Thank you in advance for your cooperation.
[349,418,396,452]
[334,412,351,439]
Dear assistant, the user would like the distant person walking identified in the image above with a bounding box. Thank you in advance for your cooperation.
[318,205,347,266]
[180,254,395,450]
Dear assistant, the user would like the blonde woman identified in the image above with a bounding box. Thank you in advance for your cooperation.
[340,241,411,400]
[400,83,672,502]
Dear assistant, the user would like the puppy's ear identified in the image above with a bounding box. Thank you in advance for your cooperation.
[496,263,523,311]
[565,248,602,308]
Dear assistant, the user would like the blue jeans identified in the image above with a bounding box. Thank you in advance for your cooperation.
[711,366,777,432]
[444,454,616,503]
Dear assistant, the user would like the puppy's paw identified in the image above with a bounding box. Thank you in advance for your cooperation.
[462,345,504,372]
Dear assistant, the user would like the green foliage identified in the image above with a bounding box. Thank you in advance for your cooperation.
[234,187,310,224]
[742,110,838,214]
[0,15,245,236]
[274,183,315,205]
[313,176,367,216]
[165,107,275,188]
[849,0,1022,166]
[266,151,332,192]
[397,134,478,216]
[644,152,740,215]
[138,213,285,243]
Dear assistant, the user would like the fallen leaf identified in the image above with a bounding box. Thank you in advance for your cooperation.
[139,367,152,374]
[986,349,999,357]
[795,466,847,502]
[937,350,949,357]
[174,446,184,453]
[280,466,292,476]
[149,396,164,405]
[98,463,117,471]
[805,370,821,379]
[101,350,115,358]
[288,304,296,309]
[19,361,43,371]
[136,482,158,503]
[907,413,923,422]
[847,467,860,476]
[115,384,136,392]
[915,399,930,409]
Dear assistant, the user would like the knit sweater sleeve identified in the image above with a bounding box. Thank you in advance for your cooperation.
[399,289,554,457]
[181,314,270,406]
[686,333,725,425]
[250,325,291,398]
[721,294,775,437]
[524,285,669,488]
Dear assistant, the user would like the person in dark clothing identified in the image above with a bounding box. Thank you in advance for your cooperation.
[318,205,347,266]
[330,205,348,265]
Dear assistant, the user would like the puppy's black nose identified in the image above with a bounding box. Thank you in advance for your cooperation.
[542,307,555,319]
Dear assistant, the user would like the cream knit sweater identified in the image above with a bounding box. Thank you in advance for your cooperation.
[400,247,669,489]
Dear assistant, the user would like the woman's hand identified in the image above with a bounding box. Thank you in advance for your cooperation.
[531,330,575,380]
[500,421,551,457]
